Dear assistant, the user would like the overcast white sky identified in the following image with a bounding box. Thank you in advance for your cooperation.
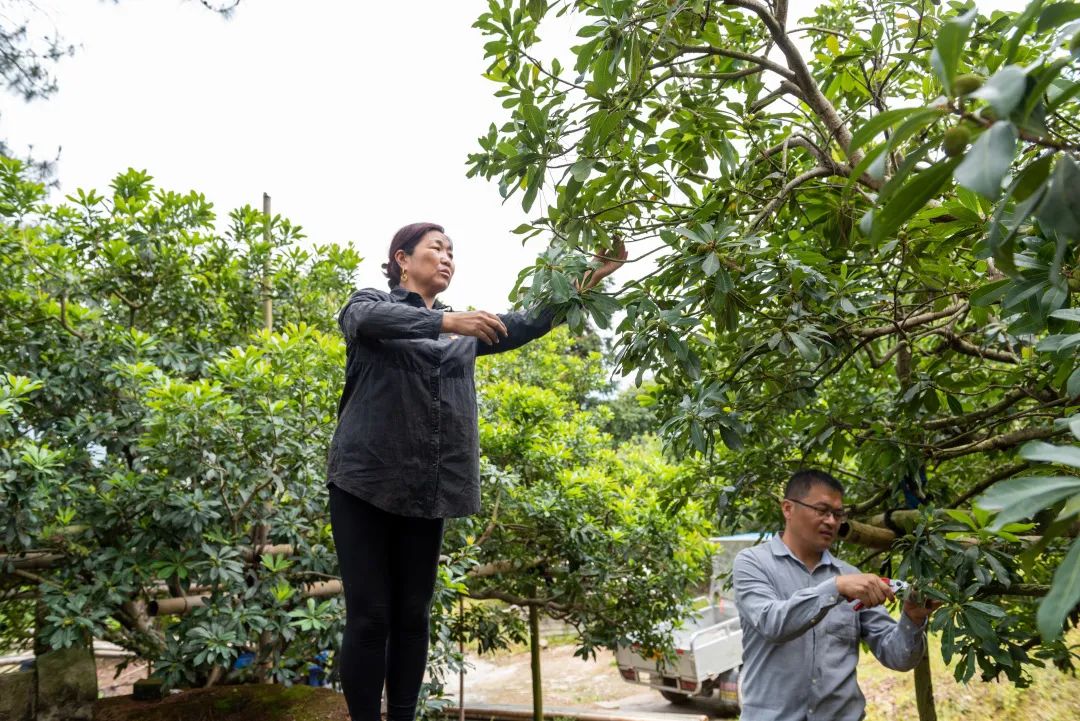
[5,0,1026,312]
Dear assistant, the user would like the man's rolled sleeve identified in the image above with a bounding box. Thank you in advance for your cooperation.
[860,605,926,671]
[733,551,843,644]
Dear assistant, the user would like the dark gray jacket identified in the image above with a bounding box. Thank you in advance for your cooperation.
[326,287,556,518]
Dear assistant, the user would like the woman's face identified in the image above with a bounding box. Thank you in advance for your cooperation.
[398,231,455,295]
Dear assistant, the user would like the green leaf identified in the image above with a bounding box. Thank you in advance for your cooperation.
[1020,440,1080,467]
[847,110,945,193]
[1037,2,1080,33]
[944,509,977,529]
[718,423,743,451]
[1012,153,1054,202]
[702,253,721,277]
[954,122,1018,200]
[1035,156,1080,239]
[526,0,546,22]
[969,278,1011,307]
[1037,536,1080,639]
[967,601,1006,618]
[1068,367,1080,398]
[1051,308,1080,321]
[871,157,962,244]
[570,159,594,182]
[971,66,1029,116]
[1006,0,1049,64]
[962,607,995,639]
[978,475,1080,528]
[592,50,616,94]
[550,271,572,303]
[848,107,935,158]
[931,9,977,94]
[787,331,819,362]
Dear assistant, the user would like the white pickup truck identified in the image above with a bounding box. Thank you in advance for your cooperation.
[614,534,764,714]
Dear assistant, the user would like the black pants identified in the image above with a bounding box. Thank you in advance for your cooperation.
[329,484,446,721]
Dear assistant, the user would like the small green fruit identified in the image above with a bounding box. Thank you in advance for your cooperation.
[953,73,984,96]
[942,126,972,157]
[1068,273,1080,293]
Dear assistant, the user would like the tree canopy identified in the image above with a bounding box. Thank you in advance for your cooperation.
[469,0,1080,686]
[0,159,710,711]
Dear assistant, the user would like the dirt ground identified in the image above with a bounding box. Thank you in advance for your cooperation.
[450,643,710,714]
[97,657,151,697]
[94,632,1080,721]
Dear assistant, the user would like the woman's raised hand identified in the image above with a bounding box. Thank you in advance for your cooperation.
[442,311,509,345]
[579,239,628,292]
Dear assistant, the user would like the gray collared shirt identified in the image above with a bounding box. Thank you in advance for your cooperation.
[733,534,925,721]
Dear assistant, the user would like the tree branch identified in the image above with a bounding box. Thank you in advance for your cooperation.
[854,302,967,340]
[672,67,763,82]
[757,132,833,170]
[749,80,807,113]
[949,461,1030,509]
[468,587,573,613]
[924,388,1037,431]
[976,583,1051,598]
[657,45,797,82]
[474,492,502,547]
[723,0,855,154]
[57,291,86,341]
[749,166,834,229]
[934,426,1065,461]
[933,329,1021,364]
[468,558,544,578]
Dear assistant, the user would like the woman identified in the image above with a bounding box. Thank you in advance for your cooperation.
[326,222,625,721]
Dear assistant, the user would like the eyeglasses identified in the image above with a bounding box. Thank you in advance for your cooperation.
[785,497,848,523]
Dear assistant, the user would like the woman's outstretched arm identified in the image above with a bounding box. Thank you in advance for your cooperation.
[339,289,444,342]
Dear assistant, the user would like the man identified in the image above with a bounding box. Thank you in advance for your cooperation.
[733,469,935,721]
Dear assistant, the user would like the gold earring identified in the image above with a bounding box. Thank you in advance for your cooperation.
[401,269,408,284]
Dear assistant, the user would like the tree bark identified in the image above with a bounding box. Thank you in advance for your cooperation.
[915,653,938,721]
[529,604,543,721]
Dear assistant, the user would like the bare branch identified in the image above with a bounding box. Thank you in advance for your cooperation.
[672,67,763,82]
[749,166,834,230]
[977,583,1051,598]
[57,291,86,341]
[933,329,1021,365]
[467,587,573,613]
[854,302,967,340]
[656,45,797,83]
[757,132,829,166]
[934,426,1065,461]
[723,0,855,154]
[749,80,807,113]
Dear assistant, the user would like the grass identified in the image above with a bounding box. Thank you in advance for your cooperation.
[860,630,1080,721]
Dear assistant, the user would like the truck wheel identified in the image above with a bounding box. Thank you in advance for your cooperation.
[659,690,692,705]
[718,666,743,717]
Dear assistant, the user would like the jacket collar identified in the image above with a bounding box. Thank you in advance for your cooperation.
[769,532,840,570]
[390,286,446,310]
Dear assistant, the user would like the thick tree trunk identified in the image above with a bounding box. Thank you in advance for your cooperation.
[897,329,938,721]
[915,653,937,721]
[529,604,542,721]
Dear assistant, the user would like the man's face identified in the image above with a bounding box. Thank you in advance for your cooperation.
[782,483,845,555]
